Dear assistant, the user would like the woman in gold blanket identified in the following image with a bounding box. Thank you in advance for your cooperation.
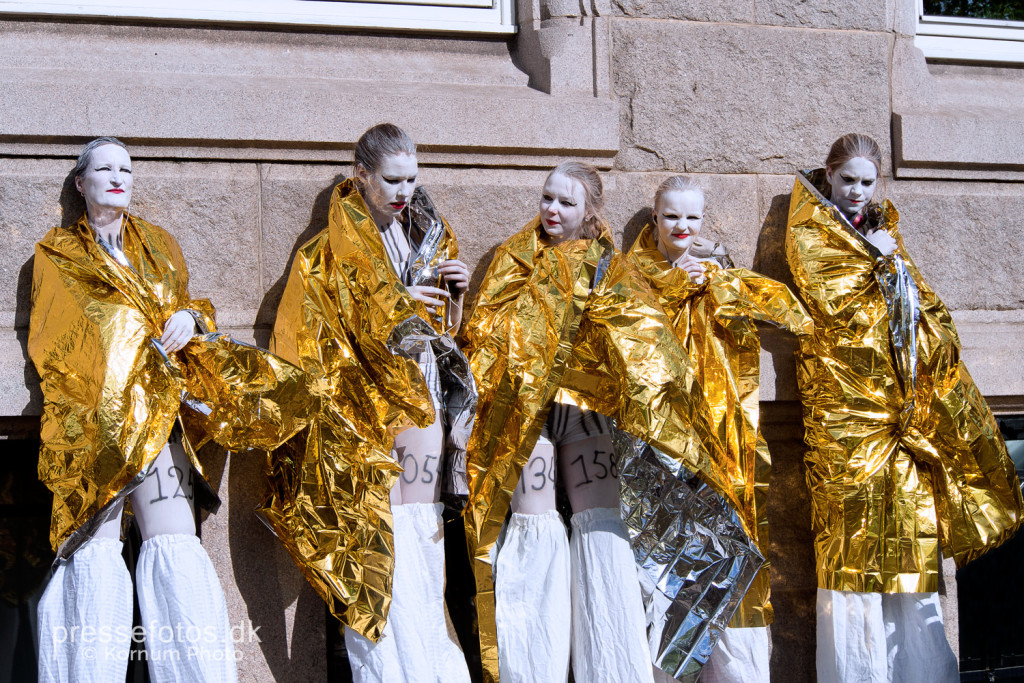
[627,175,813,683]
[786,133,1022,683]
[263,123,475,682]
[30,137,311,682]
[463,162,747,683]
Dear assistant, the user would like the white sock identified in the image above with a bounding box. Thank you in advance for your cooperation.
[388,502,470,683]
[816,588,886,683]
[345,618,403,683]
[882,591,958,683]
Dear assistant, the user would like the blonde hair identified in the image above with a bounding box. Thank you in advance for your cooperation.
[653,175,704,210]
[825,133,884,211]
[546,161,604,239]
[825,133,882,175]
[354,123,416,173]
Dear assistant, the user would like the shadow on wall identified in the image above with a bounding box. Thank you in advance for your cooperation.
[459,242,499,329]
[761,403,816,683]
[622,207,651,253]
[225,447,326,682]
[754,191,803,401]
[59,172,86,229]
[753,193,796,290]
[16,261,41,419]
[254,173,348,348]
[753,189,817,683]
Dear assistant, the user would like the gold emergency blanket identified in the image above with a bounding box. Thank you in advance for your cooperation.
[263,179,475,641]
[29,214,313,560]
[627,224,814,627]
[787,170,1023,593]
[463,219,745,682]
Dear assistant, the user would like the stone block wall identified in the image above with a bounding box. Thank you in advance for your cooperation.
[2,0,1022,678]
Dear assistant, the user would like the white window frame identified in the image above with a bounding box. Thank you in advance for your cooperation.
[915,0,1024,62]
[0,0,515,34]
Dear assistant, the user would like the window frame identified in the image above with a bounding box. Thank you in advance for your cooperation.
[0,0,515,34]
[915,0,1024,62]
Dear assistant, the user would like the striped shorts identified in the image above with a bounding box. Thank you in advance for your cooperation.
[536,403,612,447]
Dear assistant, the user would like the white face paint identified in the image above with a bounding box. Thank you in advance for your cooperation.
[826,156,877,218]
[539,173,587,243]
[75,144,133,215]
[357,152,418,226]
[654,189,704,264]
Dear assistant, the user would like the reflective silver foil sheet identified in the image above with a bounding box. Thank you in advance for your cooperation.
[874,254,920,423]
[615,430,764,681]
[390,187,477,500]
[408,187,447,288]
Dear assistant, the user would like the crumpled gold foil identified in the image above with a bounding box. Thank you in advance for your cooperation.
[28,214,312,561]
[262,179,475,641]
[462,219,746,683]
[787,170,1023,593]
[627,224,813,629]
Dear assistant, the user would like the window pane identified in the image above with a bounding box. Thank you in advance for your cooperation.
[923,0,1024,21]
[957,414,1024,676]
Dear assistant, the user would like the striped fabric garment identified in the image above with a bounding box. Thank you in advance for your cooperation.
[379,219,442,407]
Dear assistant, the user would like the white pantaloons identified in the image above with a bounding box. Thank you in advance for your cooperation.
[347,502,470,683]
[345,618,402,683]
[495,510,571,683]
[570,507,654,683]
[701,626,771,683]
[37,538,133,683]
[817,588,957,683]
[135,533,237,683]
[882,591,958,683]
[389,502,470,683]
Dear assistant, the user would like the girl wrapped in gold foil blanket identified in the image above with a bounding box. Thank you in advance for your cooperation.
[461,208,753,682]
[30,212,313,560]
[787,168,1022,595]
[262,176,476,642]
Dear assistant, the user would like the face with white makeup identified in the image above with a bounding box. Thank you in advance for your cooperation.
[356,152,418,228]
[826,156,877,219]
[539,172,588,244]
[537,161,605,245]
[654,189,704,264]
[75,143,133,218]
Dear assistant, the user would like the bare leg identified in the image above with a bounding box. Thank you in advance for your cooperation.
[558,434,620,513]
[130,443,196,540]
[91,499,126,540]
[393,416,445,505]
[132,442,237,683]
[510,440,558,515]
